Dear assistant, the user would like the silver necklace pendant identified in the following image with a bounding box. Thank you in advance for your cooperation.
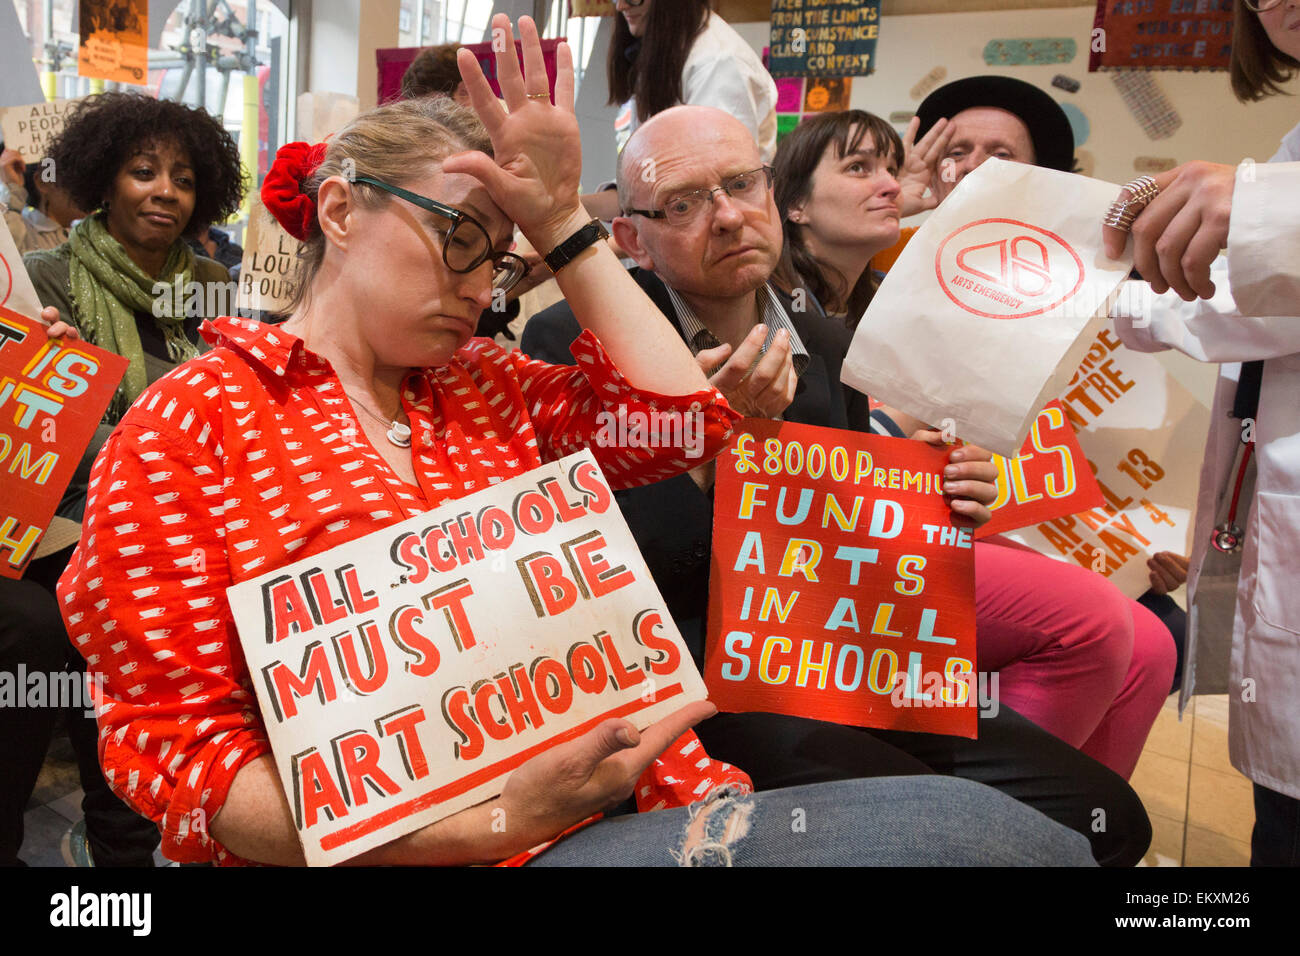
[387,421,412,448]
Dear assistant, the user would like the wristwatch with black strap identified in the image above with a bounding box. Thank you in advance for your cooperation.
[544,219,610,274]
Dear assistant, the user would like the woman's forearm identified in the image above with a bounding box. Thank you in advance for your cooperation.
[527,207,712,396]
[209,754,547,867]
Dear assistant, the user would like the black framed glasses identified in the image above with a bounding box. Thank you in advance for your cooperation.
[625,166,774,226]
[352,175,529,294]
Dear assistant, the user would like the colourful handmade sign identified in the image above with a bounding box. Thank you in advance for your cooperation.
[705,419,979,738]
[976,400,1106,539]
[1090,0,1234,71]
[999,328,1209,598]
[228,450,705,865]
[77,0,148,85]
[0,306,128,578]
[768,0,880,78]
[0,208,44,319]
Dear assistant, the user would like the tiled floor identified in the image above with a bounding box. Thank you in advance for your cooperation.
[1132,693,1254,866]
[19,731,171,868]
[18,694,1252,867]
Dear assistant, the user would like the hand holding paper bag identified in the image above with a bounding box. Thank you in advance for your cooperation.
[841,159,1134,457]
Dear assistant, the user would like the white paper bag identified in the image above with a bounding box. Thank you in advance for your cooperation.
[841,159,1133,457]
[0,209,44,319]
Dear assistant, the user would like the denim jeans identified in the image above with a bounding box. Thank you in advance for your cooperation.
[698,706,1151,867]
[526,776,1098,866]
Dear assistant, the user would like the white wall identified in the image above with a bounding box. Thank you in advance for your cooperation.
[307,0,399,111]
[575,14,621,192]
[729,8,1298,176]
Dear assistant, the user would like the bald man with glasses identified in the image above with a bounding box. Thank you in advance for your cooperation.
[521,105,1155,867]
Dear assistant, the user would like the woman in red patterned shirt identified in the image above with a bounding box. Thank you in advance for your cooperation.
[54,15,1097,867]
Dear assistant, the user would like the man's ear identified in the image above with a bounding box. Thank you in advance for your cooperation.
[315,176,353,250]
[611,216,655,273]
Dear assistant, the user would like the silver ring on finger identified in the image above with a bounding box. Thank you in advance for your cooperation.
[1102,175,1160,233]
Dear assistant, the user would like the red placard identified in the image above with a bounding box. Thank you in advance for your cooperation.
[705,419,978,738]
[975,400,1106,539]
[0,306,128,577]
[1088,0,1233,72]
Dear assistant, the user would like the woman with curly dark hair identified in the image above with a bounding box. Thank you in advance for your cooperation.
[24,91,245,427]
[11,92,245,869]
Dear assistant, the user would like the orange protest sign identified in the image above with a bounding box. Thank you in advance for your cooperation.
[975,400,1105,539]
[77,0,149,85]
[0,306,128,577]
[997,329,1209,598]
[705,419,978,738]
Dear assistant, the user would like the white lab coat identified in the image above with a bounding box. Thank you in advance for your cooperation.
[1112,125,1300,800]
[614,12,779,161]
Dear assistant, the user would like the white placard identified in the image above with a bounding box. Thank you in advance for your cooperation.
[998,327,1211,598]
[228,450,706,866]
[234,197,302,313]
[1,98,85,163]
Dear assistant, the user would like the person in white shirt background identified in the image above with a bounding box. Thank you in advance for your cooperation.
[1106,0,1300,867]
[582,0,777,222]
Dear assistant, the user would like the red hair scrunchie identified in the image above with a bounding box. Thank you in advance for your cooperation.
[261,141,329,241]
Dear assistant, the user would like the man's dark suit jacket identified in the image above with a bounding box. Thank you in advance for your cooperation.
[521,268,870,665]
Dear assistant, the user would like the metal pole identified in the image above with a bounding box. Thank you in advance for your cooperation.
[196,0,209,110]
[41,0,56,100]
[240,0,260,217]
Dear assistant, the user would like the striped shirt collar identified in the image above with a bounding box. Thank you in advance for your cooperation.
[663,282,811,376]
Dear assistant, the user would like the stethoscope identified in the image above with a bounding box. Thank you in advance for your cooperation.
[1212,442,1254,553]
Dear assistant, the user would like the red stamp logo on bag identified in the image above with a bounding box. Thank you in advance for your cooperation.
[1,253,13,308]
[935,218,1085,319]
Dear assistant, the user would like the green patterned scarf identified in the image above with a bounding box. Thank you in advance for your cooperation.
[67,213,200,421]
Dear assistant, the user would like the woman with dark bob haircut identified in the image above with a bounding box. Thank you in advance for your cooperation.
[25,91,244,427]
[1230,0,1300,101]
[772,109,1176,785]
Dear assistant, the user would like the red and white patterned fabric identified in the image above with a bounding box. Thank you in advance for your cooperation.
[57,316,748,865]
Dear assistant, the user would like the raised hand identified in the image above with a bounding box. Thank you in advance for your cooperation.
[442,14,585,253]
[696,324,798,420]
[897,116,953,218]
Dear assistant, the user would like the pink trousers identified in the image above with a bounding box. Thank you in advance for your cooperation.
[975,538,1177,780]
